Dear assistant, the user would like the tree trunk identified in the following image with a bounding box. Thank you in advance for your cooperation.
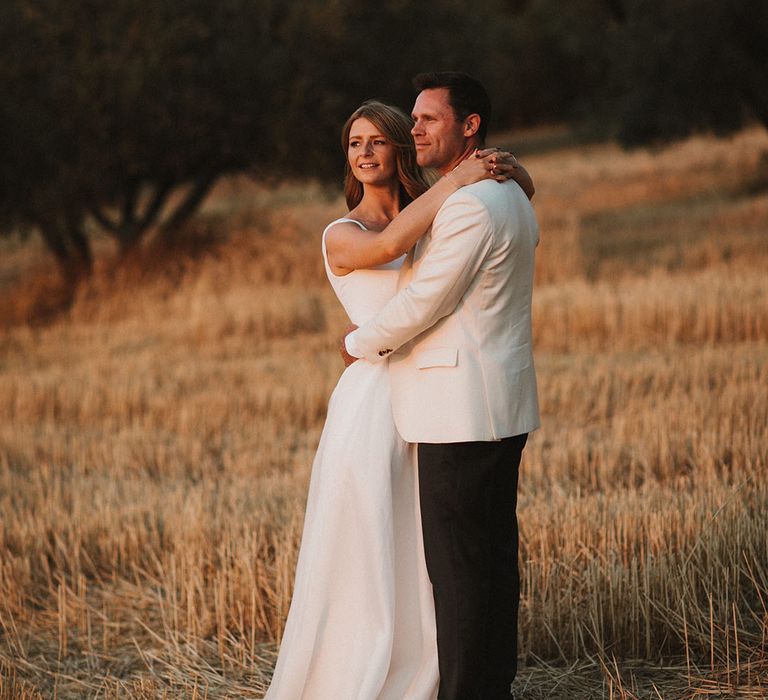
[115,180,142,254]
[66,212,93,276]
[38,214,92,285]
[116,222,145,256]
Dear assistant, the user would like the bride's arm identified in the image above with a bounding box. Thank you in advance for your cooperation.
[477,148,535,200]
[511,162,535,200]
[326,153,499,274]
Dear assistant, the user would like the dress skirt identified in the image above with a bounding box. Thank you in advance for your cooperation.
[264,359,438,700]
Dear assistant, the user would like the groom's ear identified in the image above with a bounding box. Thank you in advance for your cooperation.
[463,114,481,138]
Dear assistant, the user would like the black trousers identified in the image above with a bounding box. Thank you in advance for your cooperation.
[418,433,527,700]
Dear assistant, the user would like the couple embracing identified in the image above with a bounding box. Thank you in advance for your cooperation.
[265,72,540,700]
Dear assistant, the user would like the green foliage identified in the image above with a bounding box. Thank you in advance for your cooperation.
[603,0,768,145]
[1,0,765,280]
[0,0,288,277]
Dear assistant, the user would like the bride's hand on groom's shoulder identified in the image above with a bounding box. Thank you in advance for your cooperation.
[449,148,526,189]
[448,150,504,188]
[476,147,520,182]
[478,147,535,200]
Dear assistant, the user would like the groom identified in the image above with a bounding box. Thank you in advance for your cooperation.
[343,72,540,699]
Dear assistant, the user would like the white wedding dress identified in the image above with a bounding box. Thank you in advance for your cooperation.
[264,219,439,700]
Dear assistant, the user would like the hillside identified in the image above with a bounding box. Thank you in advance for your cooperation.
[1,127,767,698]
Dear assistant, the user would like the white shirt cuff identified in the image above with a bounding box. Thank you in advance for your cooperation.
[345,331,364,358]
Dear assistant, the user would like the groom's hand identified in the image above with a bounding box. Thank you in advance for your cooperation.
[340,324,359,367]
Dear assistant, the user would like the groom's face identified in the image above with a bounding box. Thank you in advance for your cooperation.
[411,88,467,172]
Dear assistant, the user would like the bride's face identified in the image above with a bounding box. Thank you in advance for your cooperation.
[347,118,398,186]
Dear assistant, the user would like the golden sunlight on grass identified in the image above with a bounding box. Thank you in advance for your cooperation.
[1,127,767,698]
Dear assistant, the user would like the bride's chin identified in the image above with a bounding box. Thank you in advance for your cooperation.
[357,174,398,187]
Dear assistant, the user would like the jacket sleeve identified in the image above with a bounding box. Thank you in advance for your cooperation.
[352,190,493,363]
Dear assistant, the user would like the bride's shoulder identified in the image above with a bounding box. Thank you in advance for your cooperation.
[322,218,368,262]
[323,216,366,239]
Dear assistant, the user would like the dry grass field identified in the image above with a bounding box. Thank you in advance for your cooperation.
[1,127,767,698]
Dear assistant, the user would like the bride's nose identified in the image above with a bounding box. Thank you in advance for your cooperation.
[362,140,374,155]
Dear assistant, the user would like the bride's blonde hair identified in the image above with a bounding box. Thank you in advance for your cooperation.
[341,101,431,210]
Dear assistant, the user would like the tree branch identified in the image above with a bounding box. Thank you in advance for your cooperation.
[160,175,216,235]
[122,179,139,228]
[137,180,173,230]
[89,207,119,232]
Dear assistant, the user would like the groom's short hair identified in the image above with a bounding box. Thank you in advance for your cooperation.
[412,71,492,143]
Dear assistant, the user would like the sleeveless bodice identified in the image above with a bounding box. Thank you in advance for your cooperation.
[321,218,405,326]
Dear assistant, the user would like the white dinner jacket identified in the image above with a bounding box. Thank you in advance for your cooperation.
[353,178,541,444]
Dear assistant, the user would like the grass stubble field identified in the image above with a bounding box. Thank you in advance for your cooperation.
[0,127,766,699]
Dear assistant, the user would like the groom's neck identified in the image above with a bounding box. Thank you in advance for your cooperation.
[438,139,484,176]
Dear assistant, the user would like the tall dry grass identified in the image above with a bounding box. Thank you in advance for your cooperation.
[1,127,767,698]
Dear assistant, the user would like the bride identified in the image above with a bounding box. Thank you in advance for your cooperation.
[264,100,533,699]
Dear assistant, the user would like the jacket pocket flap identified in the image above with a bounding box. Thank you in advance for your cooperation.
[416,347,458,369]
